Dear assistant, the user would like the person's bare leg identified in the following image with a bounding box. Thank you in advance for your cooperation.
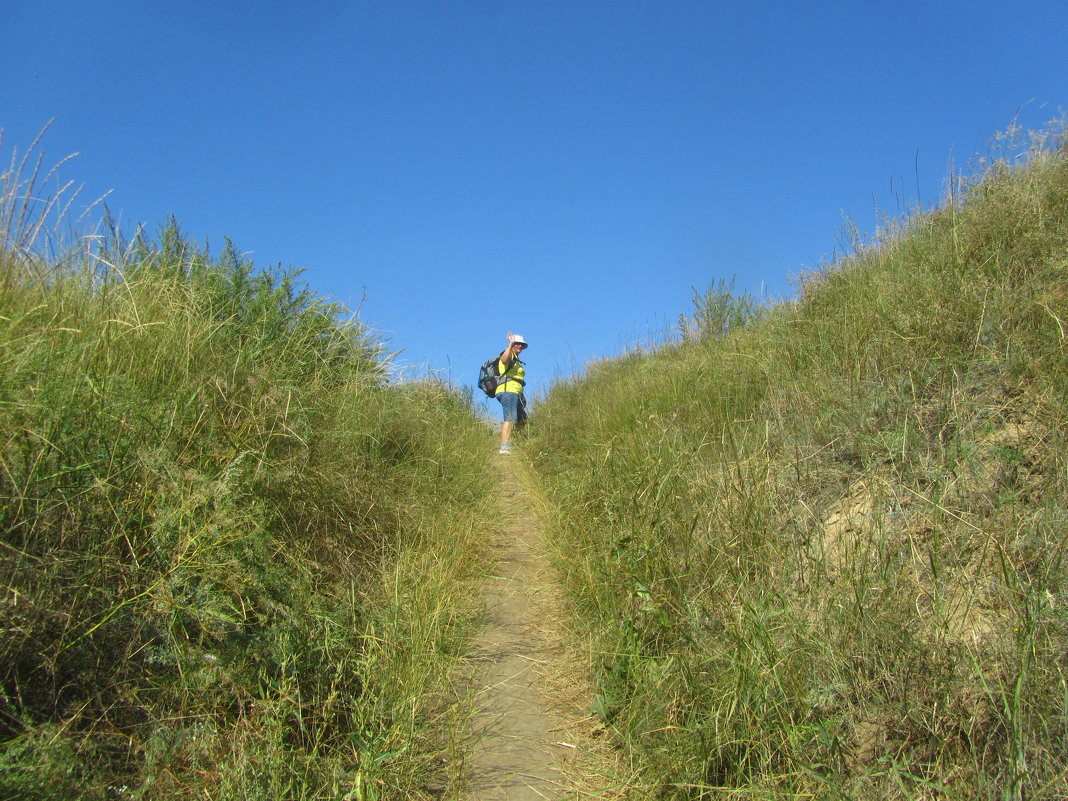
[500,420,513,444]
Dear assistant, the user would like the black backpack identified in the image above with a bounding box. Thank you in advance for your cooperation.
[477,355,524,398]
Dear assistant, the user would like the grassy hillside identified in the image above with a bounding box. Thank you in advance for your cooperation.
[526,120,1068,798]
[0,136,496,799]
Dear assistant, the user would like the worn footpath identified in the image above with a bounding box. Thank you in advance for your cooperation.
[460,456,626,800]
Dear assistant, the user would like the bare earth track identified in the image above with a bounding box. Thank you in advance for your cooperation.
[460,456,626,800]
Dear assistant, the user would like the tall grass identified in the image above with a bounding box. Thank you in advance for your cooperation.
[527,118,1068,798]
[0,132,497,799]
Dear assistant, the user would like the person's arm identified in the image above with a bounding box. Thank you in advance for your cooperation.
[499,332,518,366]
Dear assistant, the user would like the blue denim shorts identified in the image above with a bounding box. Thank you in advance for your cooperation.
[497,391,527,424]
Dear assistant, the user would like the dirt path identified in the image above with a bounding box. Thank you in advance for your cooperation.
[461,456,620,800]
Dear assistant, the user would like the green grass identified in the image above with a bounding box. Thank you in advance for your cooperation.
[7,114,1066,800]
[526,118,1068,798]
[0,131,497,799]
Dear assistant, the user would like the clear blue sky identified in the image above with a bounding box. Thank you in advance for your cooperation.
[3,1,1065,405]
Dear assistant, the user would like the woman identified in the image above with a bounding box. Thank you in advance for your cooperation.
[495,332,527,454]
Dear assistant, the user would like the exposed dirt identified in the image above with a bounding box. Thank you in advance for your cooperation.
[460,456,627,800]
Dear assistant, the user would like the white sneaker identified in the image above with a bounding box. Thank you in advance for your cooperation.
[499,442,512,454]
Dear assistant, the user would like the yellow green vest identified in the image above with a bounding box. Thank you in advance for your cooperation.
[495,357,525,395]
